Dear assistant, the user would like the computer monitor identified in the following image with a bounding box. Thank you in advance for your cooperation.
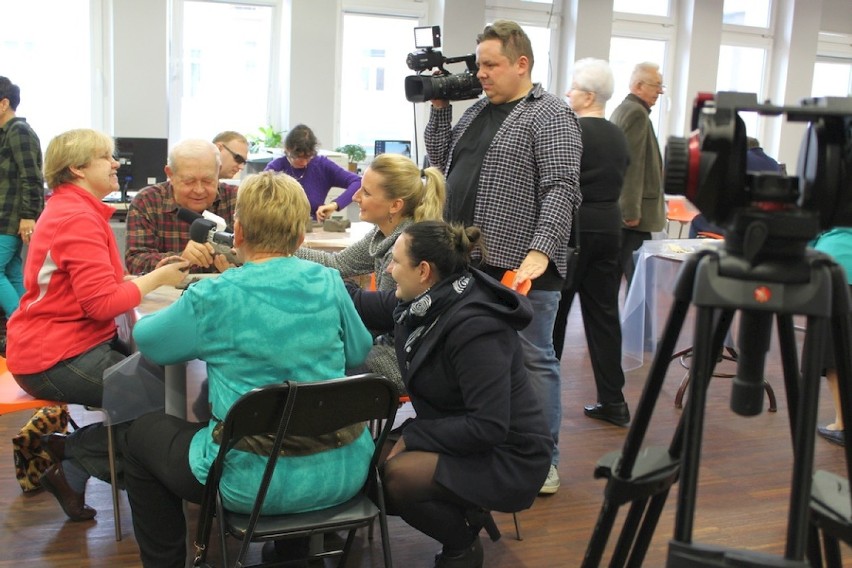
[114,137,169,197]
[374,140,412,159]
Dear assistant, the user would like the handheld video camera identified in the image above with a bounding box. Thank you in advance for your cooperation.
[664,91,852,260]
[404,25,482,103]
[189,218,240,265]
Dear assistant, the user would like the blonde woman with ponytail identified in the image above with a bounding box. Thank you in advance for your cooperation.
[295,153,445,392]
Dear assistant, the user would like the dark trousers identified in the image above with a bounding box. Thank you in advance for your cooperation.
[122,412,206,568]
[618,229,651,288]
[554,231,626,403]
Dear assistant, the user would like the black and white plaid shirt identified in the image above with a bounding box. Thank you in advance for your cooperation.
[425,84,582,278]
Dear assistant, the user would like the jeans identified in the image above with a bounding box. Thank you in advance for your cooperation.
[518,289,562,466]
[0,234,24,316]
[123,412,206,568]
[13,339,129,483]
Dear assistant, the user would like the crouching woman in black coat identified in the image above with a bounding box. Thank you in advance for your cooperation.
[348,220,552,568]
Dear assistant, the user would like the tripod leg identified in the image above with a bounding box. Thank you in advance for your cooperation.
[582,497,625,568]
[584,253,710,567]
[828,265,852,494]
[673,304,717,543]
[777,315,802,439]
[609,497,649,566]
[806,522,824,567]
[785,313,827,560]
[625,489,672,568]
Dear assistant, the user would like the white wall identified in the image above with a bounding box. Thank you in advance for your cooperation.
[112,0,169,138]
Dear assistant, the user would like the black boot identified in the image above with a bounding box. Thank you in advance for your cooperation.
[434,535,483,568]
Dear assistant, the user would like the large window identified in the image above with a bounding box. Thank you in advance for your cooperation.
[613,0,670,18]
[340,13,418,159]
[813,33,852,98]
[1,0,97,150]
[723,0,772,28]
[716,44,768,137]
[718,0,772,145]
[812,61,852,97]
[608,37,669,137]
[174,1,274,141]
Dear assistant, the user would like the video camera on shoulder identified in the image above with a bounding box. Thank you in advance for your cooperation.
[404,25,482,103]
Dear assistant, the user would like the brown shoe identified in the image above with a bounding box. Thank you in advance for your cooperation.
[40,464,96,521]
[41,433,67,462]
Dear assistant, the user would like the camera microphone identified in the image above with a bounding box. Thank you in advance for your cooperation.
[177,207,226,231]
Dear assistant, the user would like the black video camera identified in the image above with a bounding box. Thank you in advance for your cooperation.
[404,25,482,103]
[189,218,240,265]
[664,91,852,260]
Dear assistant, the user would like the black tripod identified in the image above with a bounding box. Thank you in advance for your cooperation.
[581,227,852,567]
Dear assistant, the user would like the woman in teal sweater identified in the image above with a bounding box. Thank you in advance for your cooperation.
[123,171,374,568]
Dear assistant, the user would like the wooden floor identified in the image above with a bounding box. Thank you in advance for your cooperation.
[0,299,850,567]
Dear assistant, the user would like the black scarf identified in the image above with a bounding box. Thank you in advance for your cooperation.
[393,272,473,365]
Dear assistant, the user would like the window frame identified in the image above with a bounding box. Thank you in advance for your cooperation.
[485,1,562,93]
[610,10,677,144]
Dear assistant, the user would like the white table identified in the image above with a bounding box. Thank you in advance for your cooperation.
[621,239,724,372]
[302,221,371,252]
[133,285,209,421]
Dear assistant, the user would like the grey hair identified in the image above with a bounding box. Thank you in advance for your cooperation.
[629,62,661,88]
[572,58,615,102]
[167,139,221,173]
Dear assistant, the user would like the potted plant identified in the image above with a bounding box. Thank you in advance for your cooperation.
[248,125,286,154]
[335,144,366,172]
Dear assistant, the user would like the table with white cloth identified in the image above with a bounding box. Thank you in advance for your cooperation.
[621,238,725,372]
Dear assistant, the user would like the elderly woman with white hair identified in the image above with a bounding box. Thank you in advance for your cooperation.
[553,58,634,427]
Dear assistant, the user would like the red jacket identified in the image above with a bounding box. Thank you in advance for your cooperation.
[7,183,141,374]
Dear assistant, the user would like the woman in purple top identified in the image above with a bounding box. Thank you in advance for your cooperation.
[264,124,361,221]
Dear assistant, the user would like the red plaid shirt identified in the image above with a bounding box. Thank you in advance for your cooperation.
[124,181,238,274]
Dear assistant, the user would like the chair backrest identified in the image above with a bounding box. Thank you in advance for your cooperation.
[219,373,398,454]
[194,373,399,565]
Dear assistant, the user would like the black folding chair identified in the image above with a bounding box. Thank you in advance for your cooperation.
[192,373,399,568]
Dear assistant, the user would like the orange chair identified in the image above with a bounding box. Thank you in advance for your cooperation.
[0,360,67,416]
[0,359,123,541]
[666,198,698,238]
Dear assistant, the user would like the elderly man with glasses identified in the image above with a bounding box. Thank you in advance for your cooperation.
[264,124,361,222]
[125,139,238,275]
[610,61,667,287]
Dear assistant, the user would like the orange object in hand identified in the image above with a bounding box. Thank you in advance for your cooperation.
[501,270,532,296]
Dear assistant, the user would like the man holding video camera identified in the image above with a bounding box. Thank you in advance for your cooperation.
[425,20,582,496]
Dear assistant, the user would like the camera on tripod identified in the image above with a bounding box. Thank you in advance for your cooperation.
[404,25,483,103]
[664,92,852,261]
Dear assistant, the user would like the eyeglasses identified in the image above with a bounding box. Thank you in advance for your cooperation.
[286,151,316,163]
[221,144,247,165]
[643,81,666,92]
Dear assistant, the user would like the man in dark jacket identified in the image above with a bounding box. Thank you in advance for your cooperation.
[610,62,667,287]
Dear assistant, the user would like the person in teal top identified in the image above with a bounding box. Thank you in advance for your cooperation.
[122,171,374,568]
[812,227,852,447]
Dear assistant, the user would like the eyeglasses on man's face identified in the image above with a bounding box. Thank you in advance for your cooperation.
[642,81,666,92]
[221,144,247,165]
